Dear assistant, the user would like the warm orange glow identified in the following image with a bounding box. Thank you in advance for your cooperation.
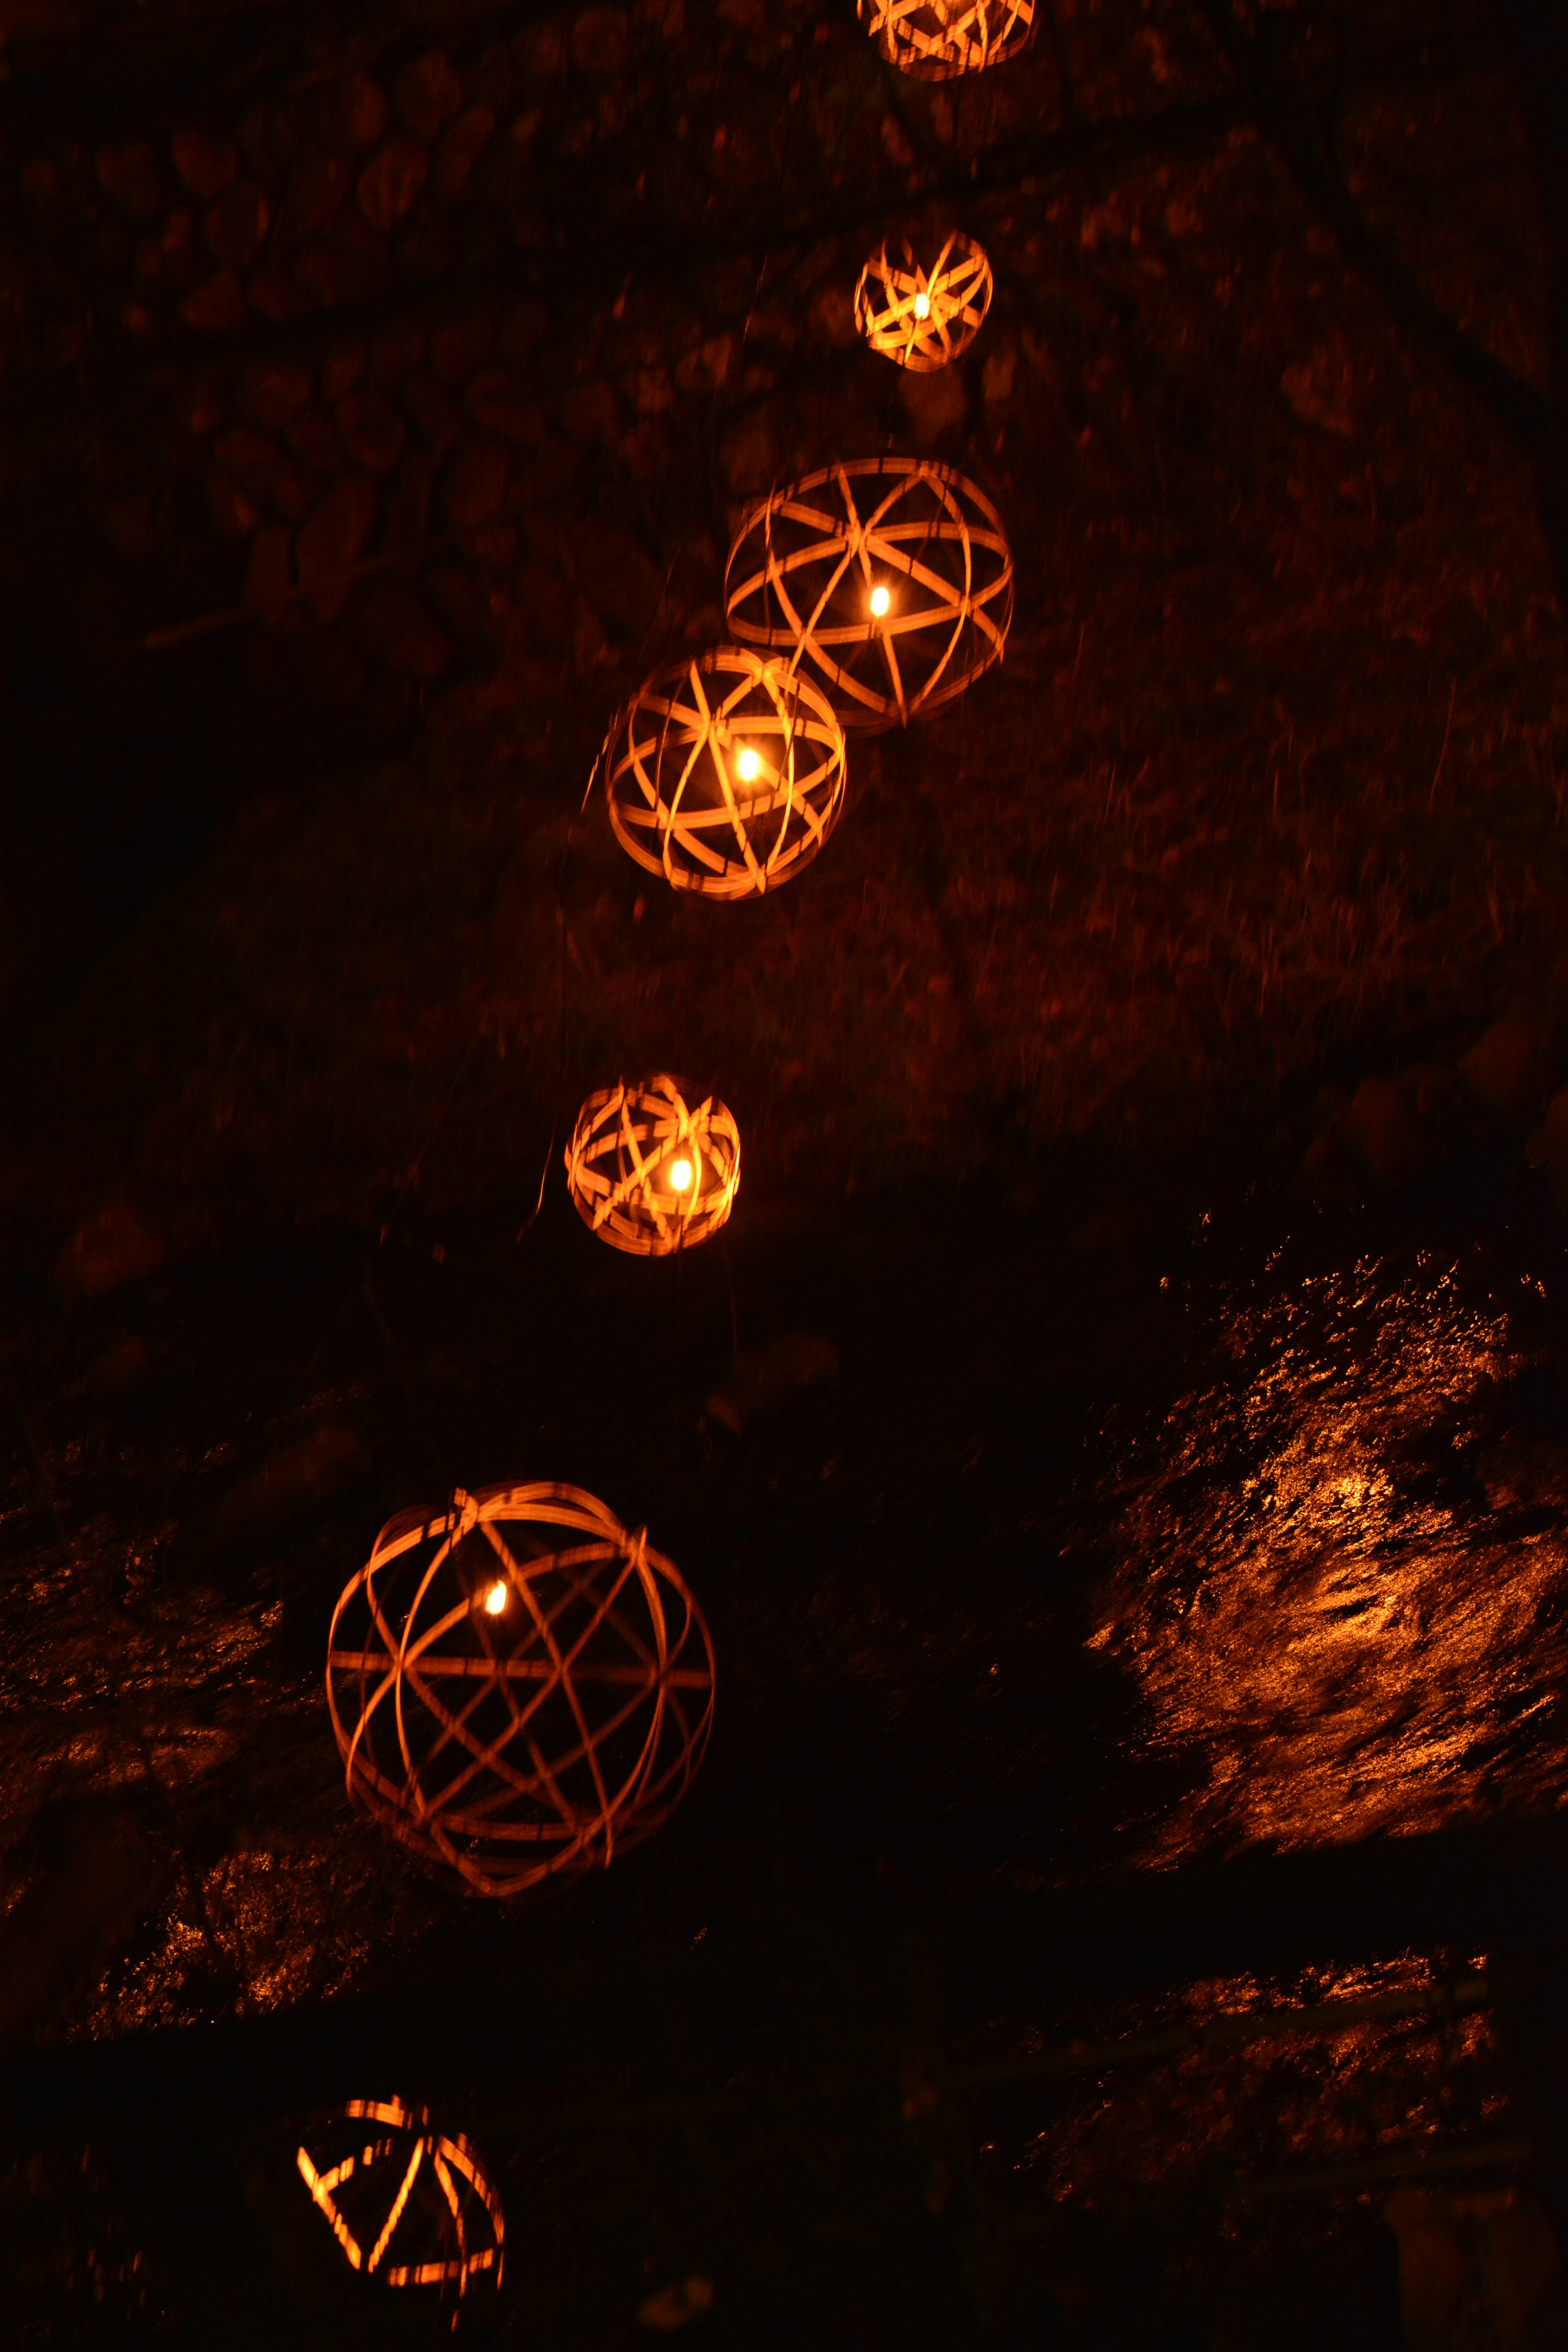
[734,746,762,782]
[668,1156,693,1192]
[484,1580,508,1616]
[913,289,931,319]
[869,584,891,617]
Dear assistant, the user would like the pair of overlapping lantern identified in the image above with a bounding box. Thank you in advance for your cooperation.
[572,450,1013,1267]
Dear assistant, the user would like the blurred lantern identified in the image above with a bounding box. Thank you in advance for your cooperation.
[602,646,845,898]
[726,457,1013,729]
[855,232,992,371]
[858,0,1033,78]
[327,1483,715,1897]
[565,1072,739,1256]
[296,2098,503,2294]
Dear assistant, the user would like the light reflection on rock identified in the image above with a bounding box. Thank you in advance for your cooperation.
[1085,1256,1568,1857]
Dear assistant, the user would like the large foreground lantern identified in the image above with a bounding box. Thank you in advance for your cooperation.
[566,1073,739,1256]
[858,0,1033,78]
[725,458,1013,729]
[602,646,846,899]
[855,232,993,372]
[327,1483,715,1897]
[296,2098,503,2294]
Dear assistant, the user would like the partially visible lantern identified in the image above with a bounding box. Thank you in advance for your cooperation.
[296,2097,503,2294]
[855,232,993,372]
[565,1073,739,1256]
[725,457,1013,729]
[601,646,845,899]
[326,1483,715,1897]
[858,0,1033,78]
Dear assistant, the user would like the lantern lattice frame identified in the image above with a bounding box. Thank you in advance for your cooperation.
[602,646,846,900]
[854,232,993,372]
[327,1482,715,1897]
[858,0,1033,79]
[296,2097,503,2294]
[725,458,1013,730]
[565,1073,740,1257]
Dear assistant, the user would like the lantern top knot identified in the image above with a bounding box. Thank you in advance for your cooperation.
[858,0,1033,78]
[566,1072,739,1257]
[326,1480,715,1898]
[725,457,1013,730]
[601,646,845,901]
[855,232,993,372]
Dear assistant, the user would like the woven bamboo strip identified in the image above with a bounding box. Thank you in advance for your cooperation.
[858,0,1033,78]
[726,457,1013,729]
[326,1483,715,1898]
[296,2097,503,2294]
[855,233,992,371]
[565,1072,740,1256]
[601,646,846,899]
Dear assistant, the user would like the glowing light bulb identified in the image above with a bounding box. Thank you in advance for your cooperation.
[484,1580,508,1616]
[869,584,891,618]
[669,1156,693,1192]
[913,290,931,319]
[735,746,762,782]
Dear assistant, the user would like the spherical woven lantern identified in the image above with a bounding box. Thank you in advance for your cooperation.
[858,0,1033,78]
[327,1483,715,1898]
[565,1072,739,1256]
[855,232,993,371]
[601,646,846,899]
[297,2098,503,2294]
[725,458,1013,730]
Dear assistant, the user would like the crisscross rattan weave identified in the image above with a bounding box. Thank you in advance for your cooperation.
[565,1073,739,1256]
[327,1484,715,1897]
[858,0,1033,78]
[297,2098,503,2293]
[603,647,845,899]
[855,233,992,371]
[725,459,1013,729]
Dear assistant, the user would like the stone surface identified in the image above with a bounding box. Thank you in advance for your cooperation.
[180,266,248,334]
[441,434,510,528]
[432,105,496,200]
[335,389,406,472]
[55,1204,165,1298]
[294,472,380,616]
[357,136,428,233]
[396,50,464,144]
[171,128,238,201]
[236,360,313,431]
[209,1422,370,1554]
[205,180,269,266]
[1459,1016,1550,1124]
[430,310,495,385]
[95,139,164,219]
[328,69,387,148]
[276,153,353,244]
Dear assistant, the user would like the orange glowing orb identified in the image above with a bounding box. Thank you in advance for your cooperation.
[483,1579,508,1616]
[913,290,931,318]
[734,746,762,782]
[668,1157,693,1192]
[869,584,891,618]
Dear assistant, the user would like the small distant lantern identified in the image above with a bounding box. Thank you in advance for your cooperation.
[565,1073,739,1256]
[296,2098,502,2294]
[601,647,846,899]
[726,457,1013,729]
[326,1483,715,1897]
[858,0,1033,78]
[855,232,993,371]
